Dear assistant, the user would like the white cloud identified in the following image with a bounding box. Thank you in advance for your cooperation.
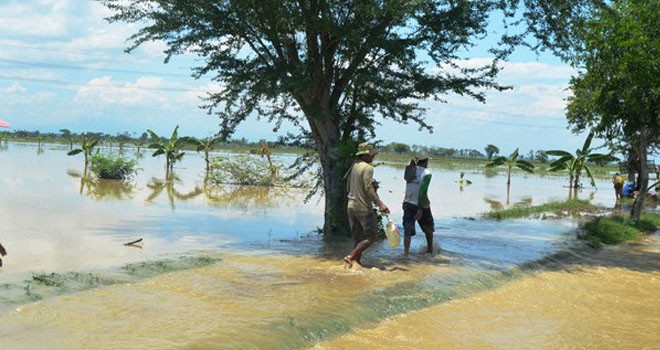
[75,76,170,106]
[3,82,27,94]
[74,76,217,111]
[0,0,70,37]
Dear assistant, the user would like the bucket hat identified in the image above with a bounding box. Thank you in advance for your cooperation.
[415,151,431,162]
[355,142,378,156]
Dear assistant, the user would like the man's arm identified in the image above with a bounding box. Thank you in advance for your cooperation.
[417,173,432,209]
[363,166,389,214]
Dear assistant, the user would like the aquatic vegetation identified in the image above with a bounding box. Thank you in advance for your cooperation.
[89,152,138,180]
[455,172,473,189]
[485,148,535,187]
[0,255,221,313]
[147,125,191,176]
[484,199,597,220]
[582,212,660,248]
[546,132,618,190]
[208,154,303,187]
[121,255,221,278]
[67,133,99,174]
[189,136,222,171]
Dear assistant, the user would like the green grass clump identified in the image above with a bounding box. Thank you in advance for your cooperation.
[582,212,660,248]
[485,199,595,220]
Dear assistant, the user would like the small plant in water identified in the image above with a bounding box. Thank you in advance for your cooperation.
[455,172,472,187]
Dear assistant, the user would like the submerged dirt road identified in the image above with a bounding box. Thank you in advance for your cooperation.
[314,235,660,350]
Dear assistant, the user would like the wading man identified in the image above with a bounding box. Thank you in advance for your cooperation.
[343,142,389,268]
[402,153,435,255]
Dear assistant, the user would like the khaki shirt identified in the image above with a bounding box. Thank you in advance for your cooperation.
[347,161,382,212]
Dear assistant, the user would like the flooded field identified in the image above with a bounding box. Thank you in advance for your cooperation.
[1,142,658,349]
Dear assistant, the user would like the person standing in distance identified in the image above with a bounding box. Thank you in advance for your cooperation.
[612,172,624,201]
[343,142,390,268]
[402,152,435,255]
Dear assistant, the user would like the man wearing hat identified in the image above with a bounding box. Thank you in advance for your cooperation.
[343,142,390,267]
[402,152,435,255]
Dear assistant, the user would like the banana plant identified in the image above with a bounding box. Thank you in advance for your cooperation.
[546,132,618,189]
[146,125,190,176]
[189,136,222,172]
[67,133,99,175]
[455,172,472,191]
[485,148,535,187]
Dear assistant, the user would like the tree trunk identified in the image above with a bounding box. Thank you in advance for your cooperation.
[307,113,351,236]
[631,128,650,221]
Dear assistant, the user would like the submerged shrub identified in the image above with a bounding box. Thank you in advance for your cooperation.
[90,152,138,180]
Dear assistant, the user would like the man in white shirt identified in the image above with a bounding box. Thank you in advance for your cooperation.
[402,152,434,255]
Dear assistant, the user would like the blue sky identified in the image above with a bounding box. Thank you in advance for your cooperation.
[0,1,598,155]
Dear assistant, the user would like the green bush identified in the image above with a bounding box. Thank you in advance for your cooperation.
[89,152,138,180]
[582,212,660,248]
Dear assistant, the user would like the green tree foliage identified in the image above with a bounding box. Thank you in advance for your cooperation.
[564,0,659,220]
[100,0,597,235]
[147,126,190,176]
[484,144,500,160]
[485,148,535,187]
[546,132,617,190]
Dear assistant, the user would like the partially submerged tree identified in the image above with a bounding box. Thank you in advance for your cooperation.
[564,0,659,220]
[67,133,99,176]
[60,128,75,150]
[147,126,190,176]
[485,148,535,187]
[189,136,222,172]
[546,132,617,190]
[100,0,600,235]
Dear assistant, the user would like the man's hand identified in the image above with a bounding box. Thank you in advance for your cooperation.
[379,203,390,215]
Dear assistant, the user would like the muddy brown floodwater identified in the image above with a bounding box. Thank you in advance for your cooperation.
[314,236,660,350]
[1,143,658,349]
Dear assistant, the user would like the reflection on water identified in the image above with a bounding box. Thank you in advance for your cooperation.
[146,173,203,209]
[67,169,136,199]
[1,143,656,349]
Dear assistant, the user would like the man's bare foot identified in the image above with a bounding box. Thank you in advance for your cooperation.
[343,255,353,268]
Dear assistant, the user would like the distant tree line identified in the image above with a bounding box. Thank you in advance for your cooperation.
[2,129,559,163]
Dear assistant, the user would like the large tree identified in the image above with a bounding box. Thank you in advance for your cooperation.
[565,0,659,220]
[100,0,596,235]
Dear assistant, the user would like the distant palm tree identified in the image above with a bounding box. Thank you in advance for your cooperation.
[485,148,535,186]
[67,133,99,175]
[546,132,617,190]
[147,125,190,176]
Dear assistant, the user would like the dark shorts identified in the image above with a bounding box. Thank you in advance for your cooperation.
[347,207,379,244]
[402,202,434,237]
